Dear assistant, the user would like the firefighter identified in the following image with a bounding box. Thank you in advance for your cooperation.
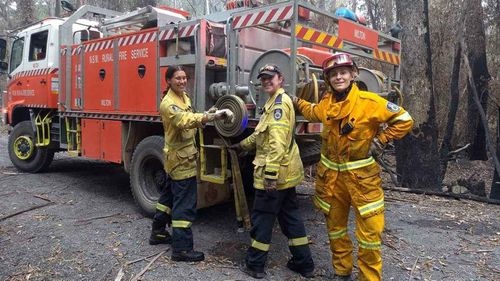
[150,65,234,262]
[293,53,413,280]
[232,64,315,279]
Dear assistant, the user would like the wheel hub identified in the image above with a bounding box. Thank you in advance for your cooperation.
[14,136,34,160]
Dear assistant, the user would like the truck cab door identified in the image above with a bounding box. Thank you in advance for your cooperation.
[25,27,51,105]
[7,33,28,106]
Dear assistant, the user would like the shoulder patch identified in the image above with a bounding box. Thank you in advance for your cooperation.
[274,108,283,120]
[170,104,181,112]
[275,94,283,104]
[386,102,401,113]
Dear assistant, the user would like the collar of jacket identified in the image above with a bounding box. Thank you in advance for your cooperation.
[326,83,360,120]
[263,88,285,112]
[166,88,191,110]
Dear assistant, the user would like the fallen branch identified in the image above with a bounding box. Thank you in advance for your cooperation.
[129,250,167,281]
[75,213,122,224]
[0,191,17,197]
[34,194,54,203]
[447,143,470,156]
[125,250,167,266]
[463,249,493,253]
[384,186,500,205]
[0,202,54,221]
[385,196,415,203]
[114,267,124,281]
[408,256,420,281]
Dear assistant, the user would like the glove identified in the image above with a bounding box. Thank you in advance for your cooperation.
[206,106,218,114]
[370,137,385,158]
[202,107,218,123]
[264,179,277,192]
[292,96,299,107]
[203,112,216,122]
[215,109,235,123]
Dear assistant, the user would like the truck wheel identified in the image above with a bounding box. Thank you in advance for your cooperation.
[130,135,166,217]
[8,120,54,173]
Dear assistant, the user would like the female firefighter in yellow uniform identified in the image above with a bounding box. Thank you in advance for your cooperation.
[294,54,413,281]
[149,65,233,262]
[233,64,315,279]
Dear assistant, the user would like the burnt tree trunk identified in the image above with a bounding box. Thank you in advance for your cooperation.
[464,0,490,160]
[439,41,461,179]
[492,108,500,199]
[490,0,500,200]
[395,0,440,190]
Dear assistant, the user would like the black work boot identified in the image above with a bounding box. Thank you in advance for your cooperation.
[240,263,266,279]
[149,229,172,245]
[286,259,315,278]
[171,250,205,262]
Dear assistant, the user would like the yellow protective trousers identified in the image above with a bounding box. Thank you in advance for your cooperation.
[314,160,384,281]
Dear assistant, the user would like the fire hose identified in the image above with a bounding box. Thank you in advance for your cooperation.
[214,95,251,231]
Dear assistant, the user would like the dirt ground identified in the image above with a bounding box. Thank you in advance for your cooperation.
[0,127,499,281]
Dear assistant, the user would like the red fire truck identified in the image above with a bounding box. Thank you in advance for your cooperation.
[0,1,401,216]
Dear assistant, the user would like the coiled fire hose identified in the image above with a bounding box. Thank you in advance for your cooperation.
[214,95,251,231]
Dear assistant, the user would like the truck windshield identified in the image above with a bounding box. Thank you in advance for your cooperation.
[9,37,24,73]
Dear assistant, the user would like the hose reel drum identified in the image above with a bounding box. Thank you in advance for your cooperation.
[248,50,321,117]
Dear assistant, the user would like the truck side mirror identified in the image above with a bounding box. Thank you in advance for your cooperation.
[0,39,6,61]
[0,61,7,71]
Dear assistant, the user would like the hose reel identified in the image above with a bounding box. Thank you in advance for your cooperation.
[248,50,321,116]
[214,95,248,138]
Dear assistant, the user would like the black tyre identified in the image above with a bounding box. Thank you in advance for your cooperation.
[130,135,167,217]
[8,121,54,173]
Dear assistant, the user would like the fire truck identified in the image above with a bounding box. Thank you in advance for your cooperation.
[0,0,401,217]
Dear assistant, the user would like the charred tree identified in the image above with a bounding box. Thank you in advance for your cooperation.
[439,41,461,179]
[492,108,500,200]
[464,0,491,160]
[395,0,440,190]
[439,4,468,180]
[490,0,500,200]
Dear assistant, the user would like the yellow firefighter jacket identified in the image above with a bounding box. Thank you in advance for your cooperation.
[240,88,304,190]
[160,89,204,180]
[297,83,413,181]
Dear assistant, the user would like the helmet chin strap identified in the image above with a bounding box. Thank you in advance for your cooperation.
[333,81,354,102]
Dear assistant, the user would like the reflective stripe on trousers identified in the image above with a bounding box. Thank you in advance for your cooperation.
[320,154,375,171]
[172,220,192,228]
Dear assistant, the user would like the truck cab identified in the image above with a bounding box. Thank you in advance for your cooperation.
[1,18,100,126]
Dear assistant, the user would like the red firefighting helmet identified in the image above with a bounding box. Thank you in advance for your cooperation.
[322,53,358,76]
